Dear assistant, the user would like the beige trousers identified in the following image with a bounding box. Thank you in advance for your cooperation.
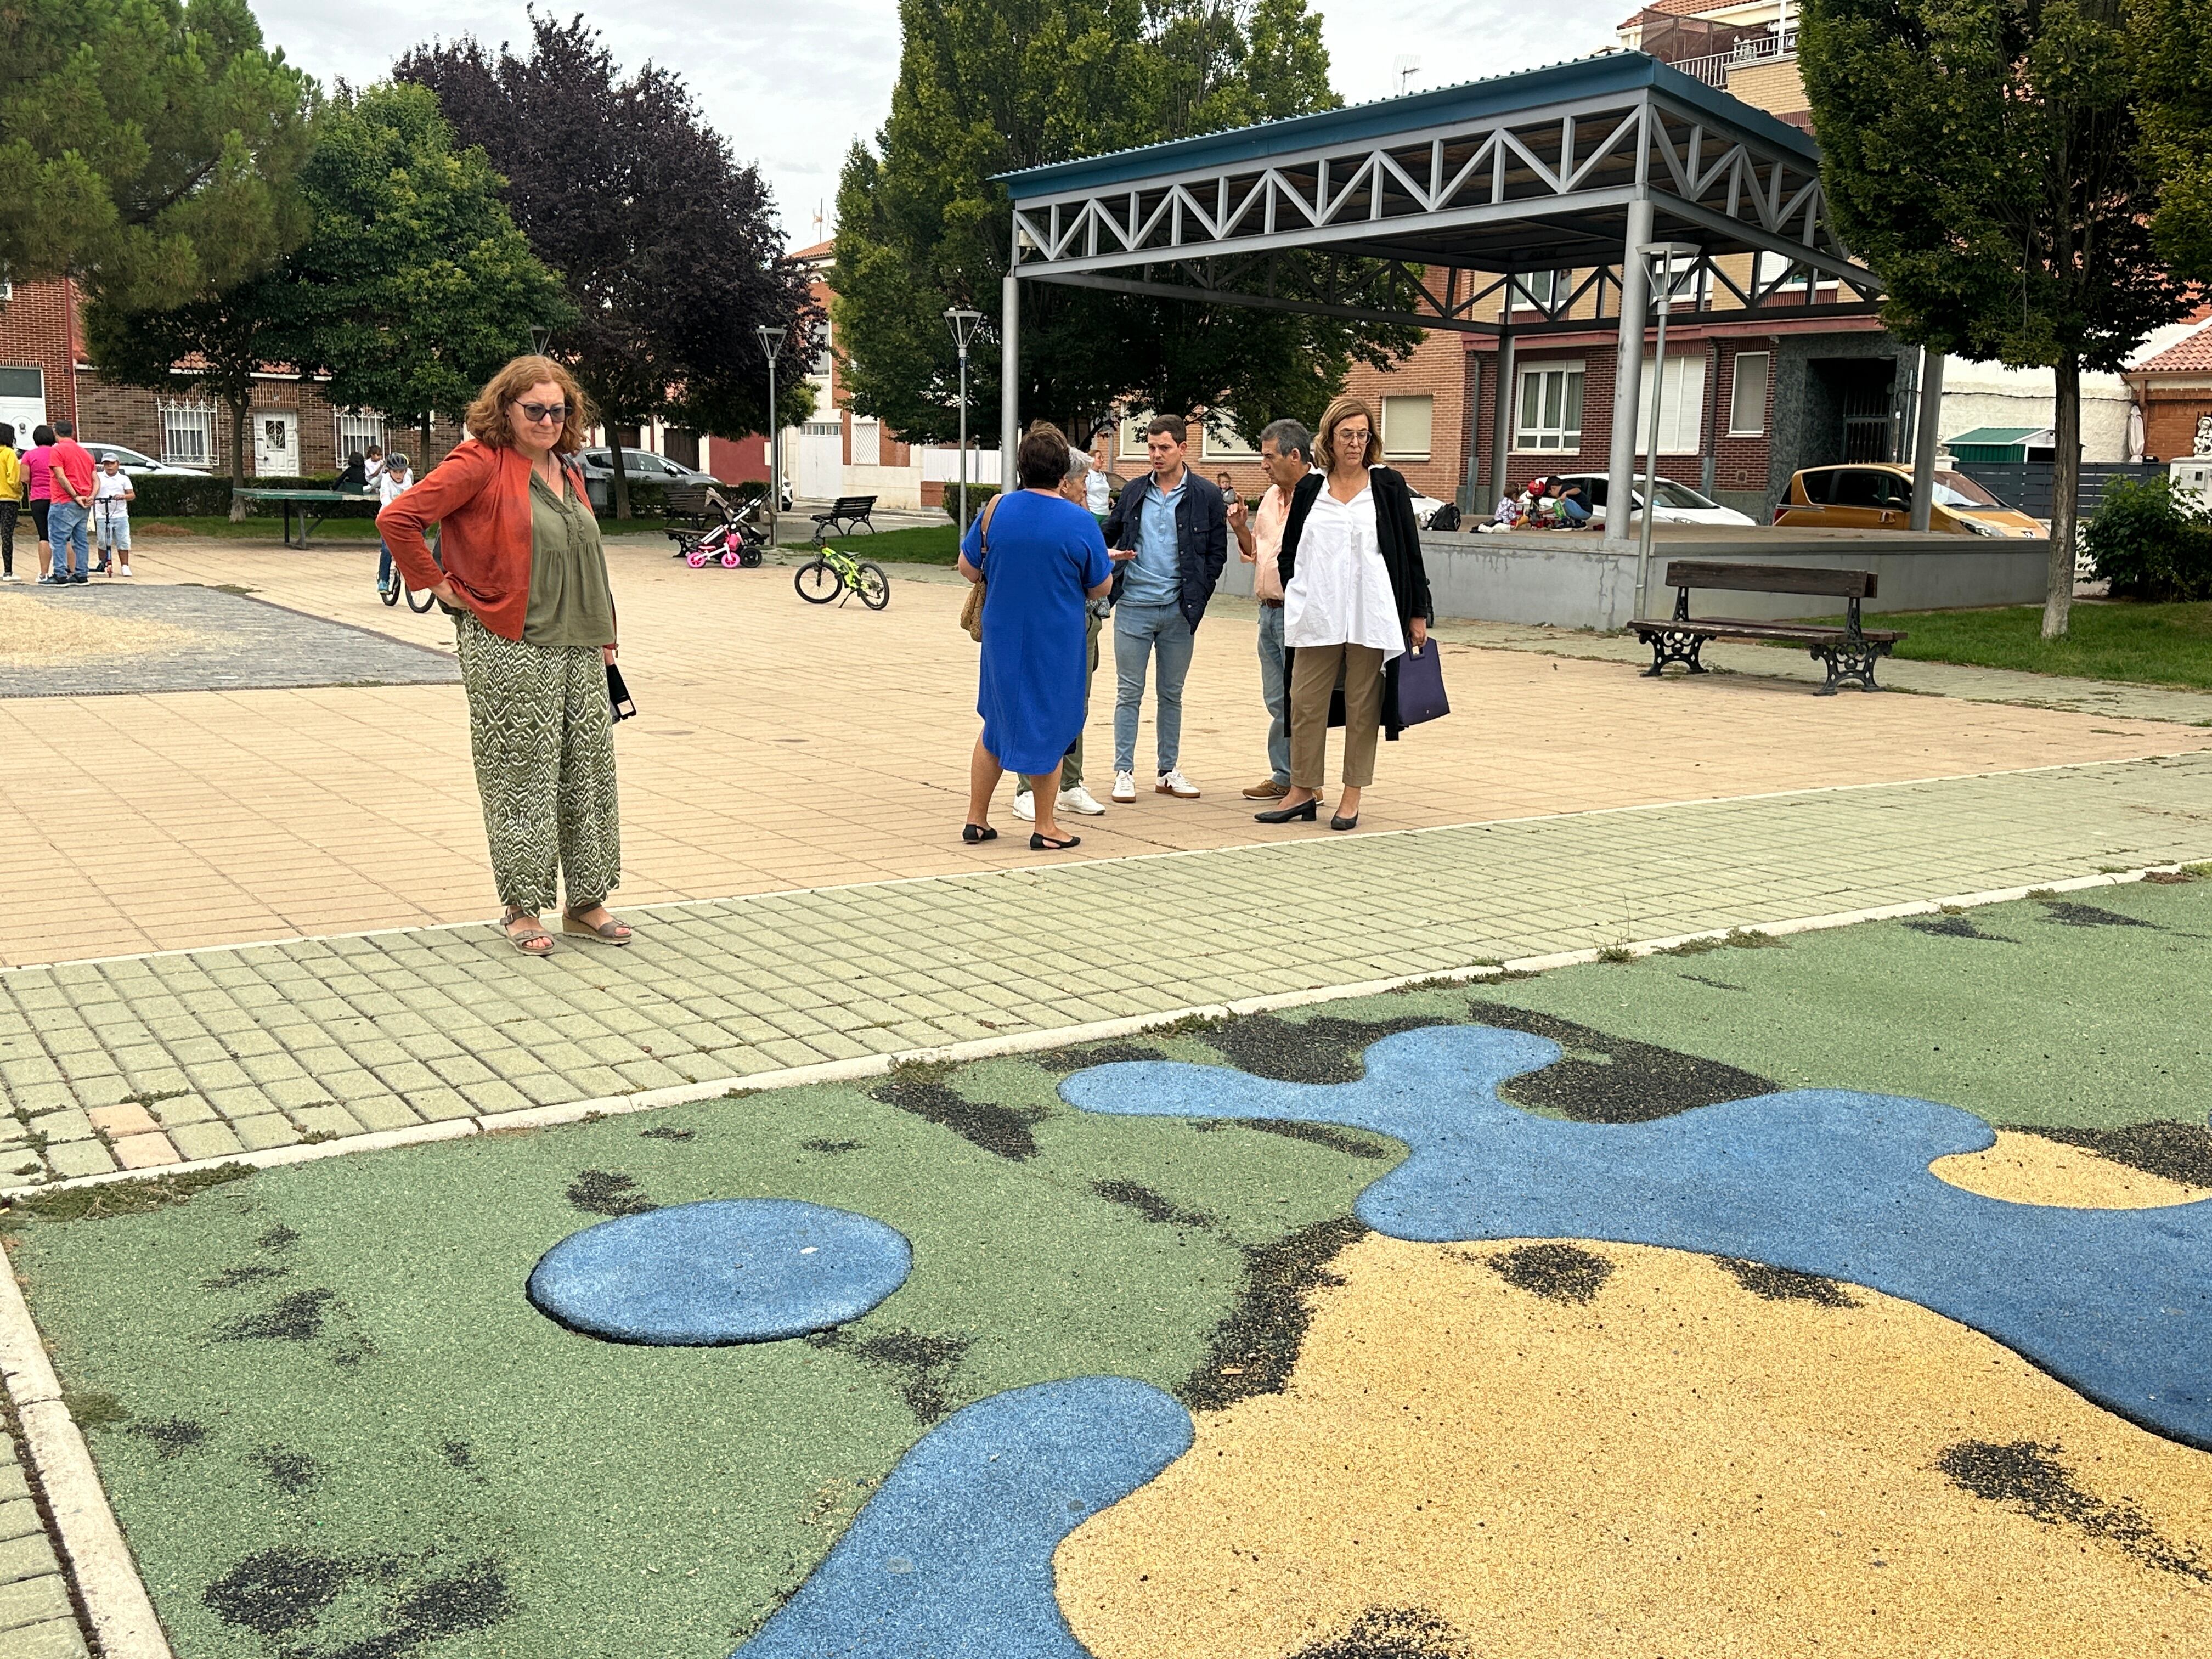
[1288,641,1387,790]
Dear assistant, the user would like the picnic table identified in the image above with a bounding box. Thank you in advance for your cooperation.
[232,488,380,550]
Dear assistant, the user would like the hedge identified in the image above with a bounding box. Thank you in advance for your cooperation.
[131,470,667,523]
[2084,475,2212,601]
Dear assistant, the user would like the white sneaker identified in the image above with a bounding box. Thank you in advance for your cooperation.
[117,564,132,577]
[1011,791,1036,822]
[0,572,16,582]
[1110,770,1137,804]
[1156,769,1201,799]
[1059,785,1105,816]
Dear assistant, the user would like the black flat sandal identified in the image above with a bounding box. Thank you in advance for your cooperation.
[963,823,998,844]
[1255,799,1319,824]
[1330,812,1359,831]
[1030,831,1081,851]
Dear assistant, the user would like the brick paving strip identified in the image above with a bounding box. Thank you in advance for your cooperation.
[1,750,2206,1186]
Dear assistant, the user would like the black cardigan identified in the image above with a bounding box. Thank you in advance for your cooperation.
[1275,465,1434,642]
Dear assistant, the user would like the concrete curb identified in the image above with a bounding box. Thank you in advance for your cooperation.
[0,1254,174,1658]
[0,855,2194,1659]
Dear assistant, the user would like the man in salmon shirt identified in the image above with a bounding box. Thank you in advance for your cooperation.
[41,420,95,585]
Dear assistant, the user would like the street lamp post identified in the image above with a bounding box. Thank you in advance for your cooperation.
[1633,241,1703,622]
[944,307,984,535]
[756,325,782,548]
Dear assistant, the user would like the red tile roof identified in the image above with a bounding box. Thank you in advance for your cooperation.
[2136,320,2212,375]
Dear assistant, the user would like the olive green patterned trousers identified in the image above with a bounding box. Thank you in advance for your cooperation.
[456,614,622,916]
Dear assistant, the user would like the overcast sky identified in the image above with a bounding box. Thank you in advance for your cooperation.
[255,0,1631,245]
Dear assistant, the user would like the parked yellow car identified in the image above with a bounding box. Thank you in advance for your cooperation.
[1774,464,2045,537]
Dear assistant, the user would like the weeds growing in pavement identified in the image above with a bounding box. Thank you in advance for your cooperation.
[0,1164,253,1231]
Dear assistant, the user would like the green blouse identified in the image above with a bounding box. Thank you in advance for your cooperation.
[524,470,616,647]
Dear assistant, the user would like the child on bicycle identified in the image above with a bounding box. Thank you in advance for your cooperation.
[375,453,413,594]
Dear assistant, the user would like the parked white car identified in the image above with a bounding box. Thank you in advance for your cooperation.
[82,442,207,476]
[1551,474,1758,527]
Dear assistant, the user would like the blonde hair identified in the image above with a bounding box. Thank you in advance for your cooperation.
[1314,395,1380,471]
[463,355,591,454]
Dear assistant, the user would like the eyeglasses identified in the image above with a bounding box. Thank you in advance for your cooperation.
[517,402,568,425]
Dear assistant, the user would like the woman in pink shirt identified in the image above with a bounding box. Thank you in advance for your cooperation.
[21,426,54,580]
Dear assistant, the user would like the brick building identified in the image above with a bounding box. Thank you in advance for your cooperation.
[2123,319,2212,465]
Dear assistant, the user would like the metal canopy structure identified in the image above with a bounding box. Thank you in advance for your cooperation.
[991,51,1887,545]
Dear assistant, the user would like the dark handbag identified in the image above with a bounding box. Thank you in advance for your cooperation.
[607,661,636,722]
[1387,640,1449,728]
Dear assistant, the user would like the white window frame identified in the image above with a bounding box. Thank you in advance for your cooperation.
[1380,394,1434,461]
[1508,269,1573,314]
[1118,411,1153,461]
[1201,417,1260,462]
[334,410,387,462]
[160,398,218,468]
[1512,361,1585,453]
[1728,352,1770,437]
[1637,355,1709,455]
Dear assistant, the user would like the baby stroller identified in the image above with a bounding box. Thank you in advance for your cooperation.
[669,485,768,569]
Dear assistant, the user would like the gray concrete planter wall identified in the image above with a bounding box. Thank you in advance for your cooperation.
[1215,528,2050,631]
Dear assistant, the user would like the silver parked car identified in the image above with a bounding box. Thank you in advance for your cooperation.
[82,442,207,476]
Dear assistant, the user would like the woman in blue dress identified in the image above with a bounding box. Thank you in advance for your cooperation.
[959,424,1114,851]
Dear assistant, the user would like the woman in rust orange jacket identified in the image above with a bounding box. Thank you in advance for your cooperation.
[379,356,631,956]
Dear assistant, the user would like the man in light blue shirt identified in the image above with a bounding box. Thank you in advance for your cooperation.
[1101,414,1229,803]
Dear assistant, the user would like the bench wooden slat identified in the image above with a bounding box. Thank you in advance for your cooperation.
[1663,560,1878,599]
[1634,618,1905,643]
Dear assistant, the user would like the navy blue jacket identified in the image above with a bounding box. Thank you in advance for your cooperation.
[1103,469,1229,629]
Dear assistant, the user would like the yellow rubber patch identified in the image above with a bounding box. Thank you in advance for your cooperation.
[1055,1235,2212,1657]
[1931,1130,2212,1209]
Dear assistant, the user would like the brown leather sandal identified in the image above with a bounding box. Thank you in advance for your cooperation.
[502,908,555,956]
[562,906,634,946]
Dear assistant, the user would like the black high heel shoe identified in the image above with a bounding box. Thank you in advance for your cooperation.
[1329,812,1359,831]
[1254,798,1319,824]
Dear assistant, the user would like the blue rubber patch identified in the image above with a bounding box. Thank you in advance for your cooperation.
[733,1377,1192,1656]
[527,1199,911,1345]
[1060,1024,2212,1450]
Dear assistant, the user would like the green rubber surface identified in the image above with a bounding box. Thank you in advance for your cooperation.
[9,878,2208,1656]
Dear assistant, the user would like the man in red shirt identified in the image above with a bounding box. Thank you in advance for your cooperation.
[42,419,95,585]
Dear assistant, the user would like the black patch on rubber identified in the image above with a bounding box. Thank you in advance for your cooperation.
[566,1171,656,1216]
[2010,1122,2212,1188]
[1090,1180,1213,1228]
[1678,974,1750,992]
[126,1419,208,1459]
[872,1076,1045,1161]
[810,1329,974,1424]
[250,1446,319,1496]
[1180,1216,1368,1413]
[800,1138,864,1154]
[258,1225,299,1251]
[1906,915,2013,941]
[1039,1041,1171,1073]
[1291,1605,1474,1658]
[638,1126,695,1142]
[387,1560,515,1640]
[1936,1440,2208,1579]
[217,1289,337,1342]
[204,1547,353,1635]
[1487,1242,1613,1304]
[1237,1119,1394,1160]
[203,1263,287,1291]
[439,1440,474,1469]
[2039,900,2156,929]
[1711,1255,1859,1306]
[1205,1015,1437,1084]
[1469,1005,1775,1123]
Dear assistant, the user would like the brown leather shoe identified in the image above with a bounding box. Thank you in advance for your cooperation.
[1242,778,1290,800]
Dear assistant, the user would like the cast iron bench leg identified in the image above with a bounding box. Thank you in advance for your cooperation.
[1815,639,1886,695]
[1641,628,1708,678]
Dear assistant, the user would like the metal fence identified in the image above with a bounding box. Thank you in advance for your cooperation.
[1950,460,2165,521]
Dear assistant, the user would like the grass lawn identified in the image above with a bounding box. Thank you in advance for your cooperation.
[780,522,961,566]
[1778,600,2212,690]
[142,515,677,542]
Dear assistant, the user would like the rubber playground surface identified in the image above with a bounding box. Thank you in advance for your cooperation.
[10,877,2212,1657]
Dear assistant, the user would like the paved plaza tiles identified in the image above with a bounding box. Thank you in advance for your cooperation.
[2,750,2207,1183]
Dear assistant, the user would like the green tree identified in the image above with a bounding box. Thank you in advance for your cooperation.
[0,0,317,309]
[279,82,571,460]
[85,81,567,509]
[397,15,820,517]
[1801,0,2191,637]
[832,0,1414,456]
[2131,0,2212,282]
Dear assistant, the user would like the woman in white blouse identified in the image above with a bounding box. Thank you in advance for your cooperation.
[1255,396,1431,832]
